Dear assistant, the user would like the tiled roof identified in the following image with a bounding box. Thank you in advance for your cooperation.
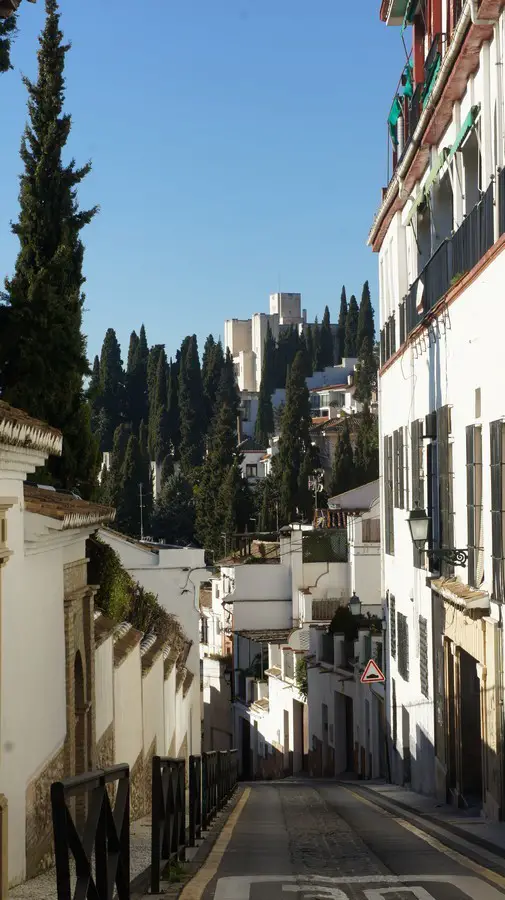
[309,383,348,393]
[0,401,62,456]
[431,577,490,612]
[310,413,359,435]
[236,628,291,644]
[24,485,115,529]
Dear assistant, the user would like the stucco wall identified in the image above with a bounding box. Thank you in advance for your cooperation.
[164,666,177,755]
[95,637,114,742]
[142,656,165,759]
[114,647,143,769]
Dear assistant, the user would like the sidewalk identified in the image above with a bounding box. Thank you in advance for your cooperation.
[345,779,505,856]
[8,815,152,899]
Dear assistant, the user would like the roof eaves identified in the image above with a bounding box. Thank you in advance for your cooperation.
[0,402,62,457]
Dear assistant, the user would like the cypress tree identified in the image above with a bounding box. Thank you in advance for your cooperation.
[97,328,124,451]
[320,305,334,368]
[357,280,375,356]
[344,294,359,358]
[329,420,356,497]
[354,405,379,487]
[0,13,17,73]
[88,355,101,435]
[304,324,314,375]
[219,460,252,550]
[152,472,195,545]
[100,422,132,506]
[276,351,313,524]
[0,0,98,491]
[336,286,348,364]
[115,434,147,536]
[147,344,164,414]
[179,334,204,474]
[202,335,225,429]
[312,317,324,372]
[126,324,149,433]
[298,331,313,378]
[167,358,180,457]
[354,337,378,406]
[255,325,276,446]
[258,474,279,532]
[148,348,171,464]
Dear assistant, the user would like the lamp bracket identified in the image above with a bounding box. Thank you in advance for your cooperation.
[427,548,468,567]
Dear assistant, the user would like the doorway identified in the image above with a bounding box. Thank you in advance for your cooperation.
[344,696,354,772]
[459,649,483,808]
[241,717,252,779]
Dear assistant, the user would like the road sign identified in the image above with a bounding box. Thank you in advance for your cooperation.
[360,659,385,684]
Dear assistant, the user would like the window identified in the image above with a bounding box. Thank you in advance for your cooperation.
[362,518,380,543]
[397,613,409,682]
[241,399,251,422]
[466,424,483,588]
[419,616,429,698]
[393,428,407,509]
[490,419,505,600]
[200,615,209,646]
[283,649,294,680]
[390,593,396,659]
[246,464,257,478]
[411,419,425,568]
[437,406,454,576]
[384,435,395,554]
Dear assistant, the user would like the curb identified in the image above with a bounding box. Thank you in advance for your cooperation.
[345,782,505,875]
[138,787,245,898]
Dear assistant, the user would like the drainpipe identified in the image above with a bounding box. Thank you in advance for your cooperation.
[397,115,405,159]
[469,0,495,25]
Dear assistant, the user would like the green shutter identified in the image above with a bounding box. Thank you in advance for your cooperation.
[446,104,481,165]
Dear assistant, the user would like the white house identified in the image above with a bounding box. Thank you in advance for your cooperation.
[238,437,268,484]
[370,0,505,818]
[199,583,233,752]
[99,529,210,761]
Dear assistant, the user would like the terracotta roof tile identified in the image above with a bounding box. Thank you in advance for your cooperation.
[24,485,115,529]
[0,401,62,456]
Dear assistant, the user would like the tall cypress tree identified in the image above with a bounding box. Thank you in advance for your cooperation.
[0,0,98,491]
[275,351,313,524]
[357,280,375,356]
[320,305,334,369]
[88,355,101,435]
[167,358,180,457]
[148,348,171,464]
[344,294,359,358]
[126,324,149,433]
[255,325,276,446]
[147,344,164,414]
[115,434,148,536]
[97,328,124,451]
[354,337,378,406]
[336,286,348,364]
[304,324,314,375]
[329,420,356,497]
[179,334,204,474]
[312,317,324,372]
[354,405,379,486]
[202,335,225,430]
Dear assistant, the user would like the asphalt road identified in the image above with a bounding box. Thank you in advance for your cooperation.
[181,780,505,900]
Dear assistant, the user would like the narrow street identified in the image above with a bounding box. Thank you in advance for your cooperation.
[185,781,505,900]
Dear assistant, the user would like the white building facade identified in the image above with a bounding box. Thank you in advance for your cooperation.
[372,0,505,818]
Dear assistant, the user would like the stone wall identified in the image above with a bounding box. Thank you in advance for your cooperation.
[25,745,65,879]
[96,723,114,771]
[143,737,157,817]
[130,749,145,822]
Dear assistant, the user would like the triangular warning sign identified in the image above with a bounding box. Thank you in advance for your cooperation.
[360,658,385,684]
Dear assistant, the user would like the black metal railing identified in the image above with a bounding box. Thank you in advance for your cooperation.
[189,755,202,847]
[409,82,422,138]
[398,183,495,347]
[151,757,186,894]
[51,764,130,900]
[202,750,238,829]
[424,34,441,90]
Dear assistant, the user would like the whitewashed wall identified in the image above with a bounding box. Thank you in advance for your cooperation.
[142,655,165,756]
[164,665,177,755]
[95,637,114,742]
[114,646,143,769]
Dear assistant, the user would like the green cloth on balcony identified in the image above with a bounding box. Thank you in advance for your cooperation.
[422,54,441,103]
[446,104,481,165]
[402,63,413,98]
[388,95,403,145]
[401,0,418,34]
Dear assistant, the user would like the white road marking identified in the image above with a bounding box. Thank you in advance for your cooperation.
[213,874,505,900]
[364,888,436,900]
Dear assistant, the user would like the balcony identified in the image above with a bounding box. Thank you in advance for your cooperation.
[396,183,495,347]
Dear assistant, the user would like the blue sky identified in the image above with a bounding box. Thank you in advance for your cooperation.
[0,0,405,364]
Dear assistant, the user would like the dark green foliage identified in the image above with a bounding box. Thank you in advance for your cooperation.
[354,404,379,485]
[151,472,195,545]
[87,536,187,649]
[329,605,360,640]
[160,454,174,487]
[115,433,149,536]
[336,286,348,364]
[357,281,375,355]
[304,325,314,375]
[312,317,324,373]
[0,13,17,73]
[0,0,98,491]
[255,325,276,445]
[219,460,253,544]
[179,335,204,474]
[276,351,313,524]
[329,419,355,497]
[297,450,316,522]
[257,474,279,531]
[97,328,124,451]
[320,305,334,368]
[344,294,359,358]
[148,347,171,464]
[202,335,225,430]
[147,344,164,413]
[126,324,149,432]
[275,327,299,389]
[298,331,313,378]
[354,336,378,406]
[295,656,308,700]
[167,358,180,456]
[88,355,101,435]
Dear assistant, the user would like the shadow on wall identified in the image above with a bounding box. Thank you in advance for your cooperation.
[236,701,308,782]
[203,685,233,752]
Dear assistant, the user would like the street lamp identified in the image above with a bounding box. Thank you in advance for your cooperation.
[349,592,361,617]
[406,503,468,567]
